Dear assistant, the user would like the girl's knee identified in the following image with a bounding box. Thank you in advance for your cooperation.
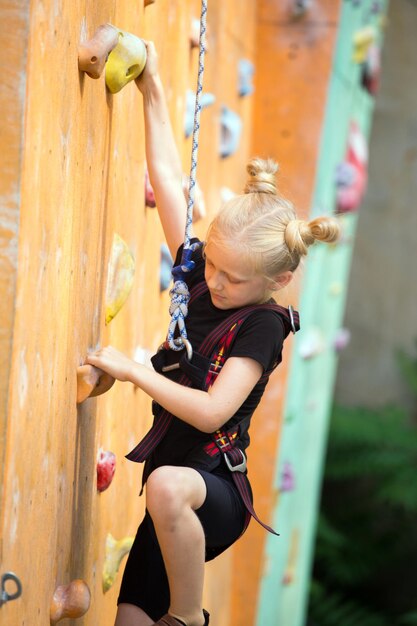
[146,466,184,518]
[146,466,206,521]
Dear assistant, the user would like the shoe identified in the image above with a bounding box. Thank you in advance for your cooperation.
[154,609,210,625]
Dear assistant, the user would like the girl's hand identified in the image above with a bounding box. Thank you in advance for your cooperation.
[85,346,137,383]
[135,40,159,94]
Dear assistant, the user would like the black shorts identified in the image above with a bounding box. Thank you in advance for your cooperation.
[117,467,250,621]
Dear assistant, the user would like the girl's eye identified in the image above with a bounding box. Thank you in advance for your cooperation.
[228,277,242,285]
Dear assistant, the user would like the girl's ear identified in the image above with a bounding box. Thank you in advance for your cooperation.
[271,271,293,291]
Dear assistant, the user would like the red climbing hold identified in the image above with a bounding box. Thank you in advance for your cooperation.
[97,448,116,492]
[362,44,381,96]
[335,121,368,214]
[145,167,156,208]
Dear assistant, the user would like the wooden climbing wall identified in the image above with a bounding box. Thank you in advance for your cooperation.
[0,0,259,624]
[0,0,368,624]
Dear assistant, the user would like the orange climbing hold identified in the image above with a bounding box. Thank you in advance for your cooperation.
[76,364,115,404]
[78,23,119,79]
[50,579,91,624]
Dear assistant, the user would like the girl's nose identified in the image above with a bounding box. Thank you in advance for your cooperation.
[207,271,223,291]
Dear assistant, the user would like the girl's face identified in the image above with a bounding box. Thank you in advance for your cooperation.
[204,238,272,309]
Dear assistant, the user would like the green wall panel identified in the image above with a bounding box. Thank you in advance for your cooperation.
[256,1,388,625]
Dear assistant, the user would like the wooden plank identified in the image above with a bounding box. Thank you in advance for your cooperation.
[0,0,30,536]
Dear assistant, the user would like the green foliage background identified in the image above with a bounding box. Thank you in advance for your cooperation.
[307,346,417,626]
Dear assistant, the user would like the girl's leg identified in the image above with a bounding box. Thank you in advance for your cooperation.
[115,603,154,626]
[146,466,207,626]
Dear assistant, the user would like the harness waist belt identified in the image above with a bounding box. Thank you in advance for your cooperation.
[125,281,300,536]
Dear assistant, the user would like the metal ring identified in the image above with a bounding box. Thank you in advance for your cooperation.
[288,305,297,334]
[0,572,22,606]
[160,338,194,373]
[177,337,193,361]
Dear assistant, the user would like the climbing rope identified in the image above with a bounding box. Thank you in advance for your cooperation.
[166,0,208,355]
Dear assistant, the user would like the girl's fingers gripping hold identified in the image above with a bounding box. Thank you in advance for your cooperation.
[86,346,136,383]
[135,40,159,92]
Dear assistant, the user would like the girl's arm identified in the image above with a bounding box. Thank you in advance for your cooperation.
[85,346,262,433]
[136,41,189,258]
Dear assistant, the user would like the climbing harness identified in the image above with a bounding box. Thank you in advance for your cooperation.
[166,0,208,357]
[127,281,300,535]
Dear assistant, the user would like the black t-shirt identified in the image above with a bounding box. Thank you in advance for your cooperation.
[150,239,285,471]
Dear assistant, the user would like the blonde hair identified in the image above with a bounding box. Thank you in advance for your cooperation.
[206,157,340,277]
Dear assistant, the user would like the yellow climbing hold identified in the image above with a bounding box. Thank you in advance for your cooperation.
[282,529,300,586]
[102,533,134,593]
[105,233,135,325]
[105,30,147,93]
[352,26,376,63]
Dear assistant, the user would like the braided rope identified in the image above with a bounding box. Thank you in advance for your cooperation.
[167,0,208,353]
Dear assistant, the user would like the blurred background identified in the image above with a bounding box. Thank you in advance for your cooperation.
[308,2,417,624]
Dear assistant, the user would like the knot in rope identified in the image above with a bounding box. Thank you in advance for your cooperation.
[169,280,190,318]
[166,241,203,352]
[167,280,190,351]
[171,248,196,281]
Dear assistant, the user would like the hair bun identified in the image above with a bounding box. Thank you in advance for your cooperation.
[285,216,340,257]
[244,157,279,195]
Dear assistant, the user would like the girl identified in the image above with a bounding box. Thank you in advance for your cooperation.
[86,42,340,626]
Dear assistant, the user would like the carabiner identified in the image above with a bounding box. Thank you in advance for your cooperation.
[161,338,193,373]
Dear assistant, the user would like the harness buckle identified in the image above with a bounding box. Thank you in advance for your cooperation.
[160,338,193,372]
[224,449,247,473]
[288,305,297,334]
